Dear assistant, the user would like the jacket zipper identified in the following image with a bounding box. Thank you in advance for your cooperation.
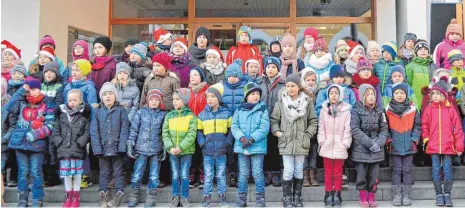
[176,110,180,148]
[232,88,235,111]
[439,104,442,154]
[332,113,336,158]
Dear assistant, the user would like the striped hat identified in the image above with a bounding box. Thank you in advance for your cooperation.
[381,41,398,59]
[146,88,165,110]
[206,83,224,103]
[448,49,464,64]
[335,39,350,55]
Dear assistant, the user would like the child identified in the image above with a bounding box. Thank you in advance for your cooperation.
[398,33,417,66]
[297,27,319,66]
[270,73,318,207]
[433,19,465,69]
[65,40,89,84]
[188,27,224,65]
[385,83,421,206]
[406,39,438,108]
[258,56,285,187]
[226,26,263,74]
[421,69,460,114]
[448,49,465,91]
[7,64,27,96]
[129,42,152,91]
[317,84,352,207]
[267,36,282,59]
[300,68,318,98]
[197,83,233,207]
[421,80,464,207]
[344,40,365,77]
[280,34,305,78]
[90,36,117,94]
[141,52,180,110]
[52,89,92,208]
[366,41,381,66]
[111,62,140,121]
[382,65,418,109]
[117,37,138,63]
[203,47,227,85]
[6,77,55,207]
[374,41,403,92]
[231,82,270,207]
[63,59,98,107]
[355,58,385,108]
[162,88,197,207]
[28,35,66,78]
[152,28,172,54]
[127,88,166,207]
[334,39,350,65]
[90,82,129,208]
[350,83,388,207]
[1,40,22,81]
[170,38,196,88]
[29,46,55,82]
[244,59,261,83]
[1,77,8,204]
[307,37,334,85]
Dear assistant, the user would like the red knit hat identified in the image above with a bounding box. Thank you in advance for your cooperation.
[38,46,56,61]
[312,37,328,52]
[152,52,172,70]
[171,38,188,52]
[153,28,172,44]
[304,28,319,40]
[1,40,21,59]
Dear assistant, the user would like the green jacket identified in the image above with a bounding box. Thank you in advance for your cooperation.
[451,67,465,92]
[405,56,437,108]
[162,106,197,155]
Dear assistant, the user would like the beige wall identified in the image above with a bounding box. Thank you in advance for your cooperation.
[39,0,109,64]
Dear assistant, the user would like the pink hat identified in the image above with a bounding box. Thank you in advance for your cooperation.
[39,35,56,50]
[72,40,90,61]
[304,28,319,40]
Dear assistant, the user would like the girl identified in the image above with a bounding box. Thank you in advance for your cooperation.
[280,34,305,78]
[334,39,350,65]
[65,40,89,84]
[28,35,66,78]
[170,38,196,88]
[7,64,27,96]
[244,59,261,83]
[318,84,352,207]
[29,46,55,82]
[63,59,97,107]
[90,36,117,94]
[129,42,152,92]
[350,83,388,207]
[420,69,460,114]
[366,41,381,66]
[111,62,140,121]
[352,57,383,108]
[270,73,317,207]
[398,33,417,66]
[307,37,334,85]
[118,37,138,63]
[433,19,465,69]
[297,27,319,66]
[202,47,227,85]
[52,89,92,208]
[344,40,365,77]
[1,40,22,81]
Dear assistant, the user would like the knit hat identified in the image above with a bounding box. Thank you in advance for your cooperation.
[414,39,429,55]
[390,65,406,79]
[281,33,296,49]
[38,35,55,50]
[270,36,282,47]
[206,83,224,103]
[244,82,262,100]
[303,28,319,40]
[381,41,398,59]
[171,38,188,52]
[73,59,92,77]
[146,88,165,109]
[446,18,463,38]
[237,26,252,44]
[93,36,112,51]
[432,79,449,98]
[366,40,381,55]
[24,77,41,90]
[195,27,211,43]
[245,59,260,72]
[335,39,350,55]
[447,49,464,65]
[43,62,60,77]
[329,65,345,79]
[174,88,191,105]
[403,33,417,44]
[327,84,345,102]
[286,73,302,89]
[205,47,224,62]
[225,59,244,80]
[99,82,118,101]
[347,40,364,59]
[359,83,376,104]
[10,64,27,76]
[153,28,172,44]
[152,52,173,70]
[1,40,21,59]
[124,37,139,47]
[116,62,132,76]
[190,66,206,82]
[72,40,90,61]
[392,82,409,96]
[356,57,373,73]
[312,37,328,52]
[264,56,282,69]
[38,46,56,62]
[130,42,148,60]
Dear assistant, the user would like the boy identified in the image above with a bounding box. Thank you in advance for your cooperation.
[382,65,418,109]
[448,50,465,91]
[398,33,417,66]
[374,41,403,92]
[226,26,263,74]
[129,42,152,91]
[7,64,27,96]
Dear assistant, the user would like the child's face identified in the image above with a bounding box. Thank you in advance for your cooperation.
[129,52,142,63]
[329,87,340,104]
[117,71,129,82]
[11,72,25,82]
[161,38,172,46]
[271,44,281,53]
[369,49,380,59]
[391,72,404,83]
[286,82,300,98]
[282,45,294,56]
[393,89,406,103]
[430,90,444,103]
[102,92,116,106]
[266,64,279,78]
[38,54,51,66]
[152,62,167,76]
[315,49,326,58]
[93,43,107,57]
[417,48,429,59]
[227,76,239,84]
[189,70,202,85]
[338,49,348,59]
[304,74,316,87]
[206,54,219,65]
[3,51,15,62]
[304,35,314,44]
[197,35,208,48]
[353,49,364,61]
[247,63,259,77]
[124,44,133,55]
[332,77,344,85]
[71,65,84,80]
[364,89,376,106]
[148,97,160,109]
[448,33,462,42]
[452,59,464,68]
[239,33,250,44]
[405,40,415,50]
[383,51,393,61]
[67,92,83,109]
[29,88,41,97]
[74,45,84,56]
[246,91,261,104]
[44,70,56,82]
[206,92,219,108]
[172,94,184,110]
[359,69,372,79]
[172,44,185,56]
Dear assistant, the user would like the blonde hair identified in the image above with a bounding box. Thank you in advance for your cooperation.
[67,89,84,102]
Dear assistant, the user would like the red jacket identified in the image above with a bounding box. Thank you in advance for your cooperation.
[188,84,209,116]
[421,100,464,155]
[226,43,263,75]
[420,86,460,115]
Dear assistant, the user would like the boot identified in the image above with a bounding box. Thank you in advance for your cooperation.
[202,195,211,207]
[31,200,43,207]
[368,191,376,207]
[359,190,369,207]
[128,188,140,207]
[170,196,180,208]
[293,178,304,207]
[218,194,228,207]
[265,171,273,187]
[189,169,197,188]
[63,191,73,208]
[433,180,445,206]
[452,156,461,166]
[272,171,281,187]
[391,185,402,206]
[255,192,266,207]
[443,180,453,207]
[99,191,108,208]
[180,197,191,207]
[71,191,80,208]
[324,191,332,207]
[282,179,293,208]
[234,192,247,207]
[107,191,124,208]
[303,170,311,187]
[402,184,412,206]
[144,189,157,208]
[17,191,28,208]
[198,169,205,189]
[309,169,319,186]
[333,191,342,207]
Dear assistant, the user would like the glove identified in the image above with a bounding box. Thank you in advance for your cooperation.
[26,132,36,143]
[369,143,381,153]
[127,140,136,159]
[240,137,253,148]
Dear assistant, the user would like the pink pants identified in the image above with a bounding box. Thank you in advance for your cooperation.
[323,158,344,191]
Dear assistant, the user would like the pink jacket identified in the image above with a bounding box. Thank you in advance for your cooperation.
[317,101,352,159]
[434,39,465,69]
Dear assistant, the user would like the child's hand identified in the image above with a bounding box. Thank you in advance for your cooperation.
[170,148,177,155]
[174,147,182,154]
[275,131,283,137]
[458,152,463,156]
[23,85,30,92]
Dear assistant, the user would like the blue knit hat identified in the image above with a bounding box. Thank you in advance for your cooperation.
[225,59,244,80]
[381,41,398,59]
[329,65,345,79]
[24,77,41,90]
[244,82,262,100]
[392,82,409,97]
[264,56,282,69]
[190,66,206,82]
[403,33,417,44]
[130,42,148,60]
[237,26,252,44]
[10,64,28,76]
[390,65,406,80]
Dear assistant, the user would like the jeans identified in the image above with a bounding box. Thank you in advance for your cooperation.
[16,150,44,200]
[391,154,413,185]
[355,162,380,192]
[98,156,125,192]
[203,155,227,196]
[282,155,305,180]
[170,154,192,198]
[238,153,265,194]
[131,154,160,191]
[304,144,318,170]
[431,154,453,181]
[323,158,344,191]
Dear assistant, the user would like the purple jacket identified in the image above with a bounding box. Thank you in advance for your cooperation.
[434,38,465,69]
[90,56,117,93]
[171,54,196,88]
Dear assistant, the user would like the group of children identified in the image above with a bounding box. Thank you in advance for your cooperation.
[1,18,465,208]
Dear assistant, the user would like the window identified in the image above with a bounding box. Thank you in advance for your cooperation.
[195,0,290,17]
[296,0,371,17]
[113,0,188,18]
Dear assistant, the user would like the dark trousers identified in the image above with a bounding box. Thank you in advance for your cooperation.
[264,134,282,172]
[227,149,237,173]
[391,154,413,185]
[98,156,125,192]
[190,142,204,181]
[4,150,18,182]
[355,162,380,192]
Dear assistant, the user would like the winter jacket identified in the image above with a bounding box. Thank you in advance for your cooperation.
[307,53,335,83]
[140,72,180,110]
[352,75,384,108]
[90,56,117,93]
[459,86,465,115]
[188,83,209,116]
[315,84,356,117]
[171,54,196,88]
[204,67,226,85]
[350,102,388,163]
[114,79,140,121]
[52,104,92,160]
[373,58,403,92]
[397,46,415,66]
[270,94,318,155]
[63,79,98,105]
[405,57,437,106]
[231,101,270,155]
[41,80,64,110]
[421,100,464,155]
[257,75,285,114]
[7,81,23,96]
[317,101,352,159]
[129,107,166,156]
[1,106,10,153]
[282,58,305,77]
[382,83,418,109]
[6,88,55,152]
[188,44,224,65]
[226,43,264,75]
[420,86,460,115]
[129,62,152,92]
[450,67,465,91]
[222,79,247,114]
[90,102,129,156]
[243,74,259,84]
[385,102,421,156]
[197,105,234,156]
[433,38,465,69]
[162,106,197,155]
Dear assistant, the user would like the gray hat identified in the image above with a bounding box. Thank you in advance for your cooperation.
[327,84,345,102]
[174,88,191,105]
[116,62,132,76]
[99,82,119,101]
[285,73,302,89]
[359,84,376,106]
[43,62,61,78]
[10,64,27,76]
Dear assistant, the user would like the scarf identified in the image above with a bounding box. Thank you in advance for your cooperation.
[171,54,190,69]
[129,60,144,68]
[26,94,45,105]
[265,74,282,93]
[304,43,314,52]
[280,53,298,79]
[271,52,282,58]
[413,56,433,66]
[189,45,209,59]
[353,74,380,87]
[344,59,358,75]
[120,53,130,63]
[402,48,414,60]
[189,81,207,93]
[242,102,257,110]
[328,102,341,117]
[282,91,309,123]
[389,99,411,116]
[204,62,225,75]
[158,44,171,52]
[309,53,332,70]
[64,102,85,118]
[8,79,24,88]
[305,84,319,97]
[71,79,87,87]
[1,61,15,74]
[92,56,112,71]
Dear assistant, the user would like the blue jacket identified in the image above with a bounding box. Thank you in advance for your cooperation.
[283,58,305,77]
[243,74,259,84]
[90,102,129,156]
[197,105,234,156]
[63,80,98,105]
[315,84,356,118]
[373,58,403,92]
[231,101,270,155]
[129,107,166,156]
[222,79,247,114]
